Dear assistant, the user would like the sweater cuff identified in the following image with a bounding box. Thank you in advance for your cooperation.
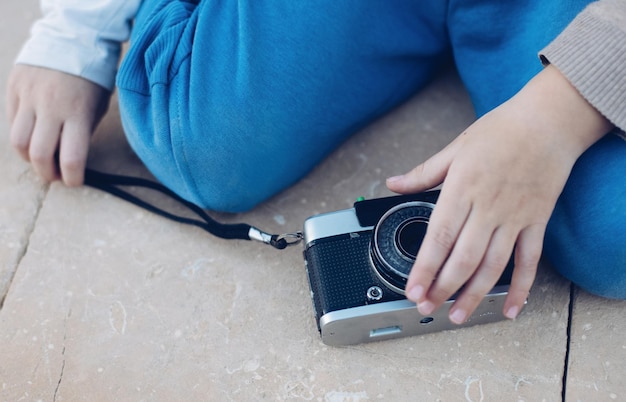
[540,3,626,132]
[15,31,120,91]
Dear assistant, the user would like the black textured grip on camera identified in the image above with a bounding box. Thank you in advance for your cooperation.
[303,233,405,325]
[83,169,253,242]
[354,191,440,227]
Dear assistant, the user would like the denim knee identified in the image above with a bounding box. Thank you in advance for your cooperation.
[544,134,626,299]
[117,0,450,212]
[545,215,626,299]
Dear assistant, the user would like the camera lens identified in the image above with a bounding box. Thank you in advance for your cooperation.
[396,218,428,260]
[371,201,434,295]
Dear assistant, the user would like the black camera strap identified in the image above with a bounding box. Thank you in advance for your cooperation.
[83,169,303,250]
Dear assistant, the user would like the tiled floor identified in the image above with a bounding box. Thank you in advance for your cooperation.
[1,1,625,401]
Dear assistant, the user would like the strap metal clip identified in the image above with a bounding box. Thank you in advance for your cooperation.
[248,228,304,250]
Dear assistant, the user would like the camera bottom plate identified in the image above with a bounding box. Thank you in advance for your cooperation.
[319,287,509,346]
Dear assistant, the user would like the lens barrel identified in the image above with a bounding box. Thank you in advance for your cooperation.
[370,201,434,295]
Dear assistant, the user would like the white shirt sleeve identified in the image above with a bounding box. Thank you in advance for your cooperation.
[16,0,142,91]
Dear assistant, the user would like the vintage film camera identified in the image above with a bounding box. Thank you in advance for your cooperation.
[302,191,514,346]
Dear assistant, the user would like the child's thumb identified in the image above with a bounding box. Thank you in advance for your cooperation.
[386,149,452,194]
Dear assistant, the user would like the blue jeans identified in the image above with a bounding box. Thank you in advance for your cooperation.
[117,0,626,298]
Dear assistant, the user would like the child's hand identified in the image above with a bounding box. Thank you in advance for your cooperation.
[6,65,110,186]
[387,65,612,324]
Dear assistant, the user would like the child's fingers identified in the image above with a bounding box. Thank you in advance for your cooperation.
[503,224,543,319]
[447,226,517,324]
[404,185,471,306]
[9,107,36,162]
[386,136,460,194]
[59,118,91,186]
[417,207,496,317]
[6,81,19,125]
[28,116,62,183]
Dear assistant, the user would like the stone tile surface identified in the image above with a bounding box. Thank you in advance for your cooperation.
[565,290,626,400]
[0,1,623,401]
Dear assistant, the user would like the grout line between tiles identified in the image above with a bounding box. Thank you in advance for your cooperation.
[561,283,575,402]
[0,183,48,310]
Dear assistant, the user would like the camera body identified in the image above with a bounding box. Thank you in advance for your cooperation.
[302,191,514,346]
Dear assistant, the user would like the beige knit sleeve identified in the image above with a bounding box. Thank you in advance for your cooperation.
[540,0,626,133]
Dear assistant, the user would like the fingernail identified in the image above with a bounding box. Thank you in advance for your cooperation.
[450,309,467,325]
[386,175,403,183]
[407,285,424,302]
[418,301,435,315]
[505,305,519,320]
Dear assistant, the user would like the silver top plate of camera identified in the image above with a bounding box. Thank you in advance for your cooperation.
[303,208,371,246]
